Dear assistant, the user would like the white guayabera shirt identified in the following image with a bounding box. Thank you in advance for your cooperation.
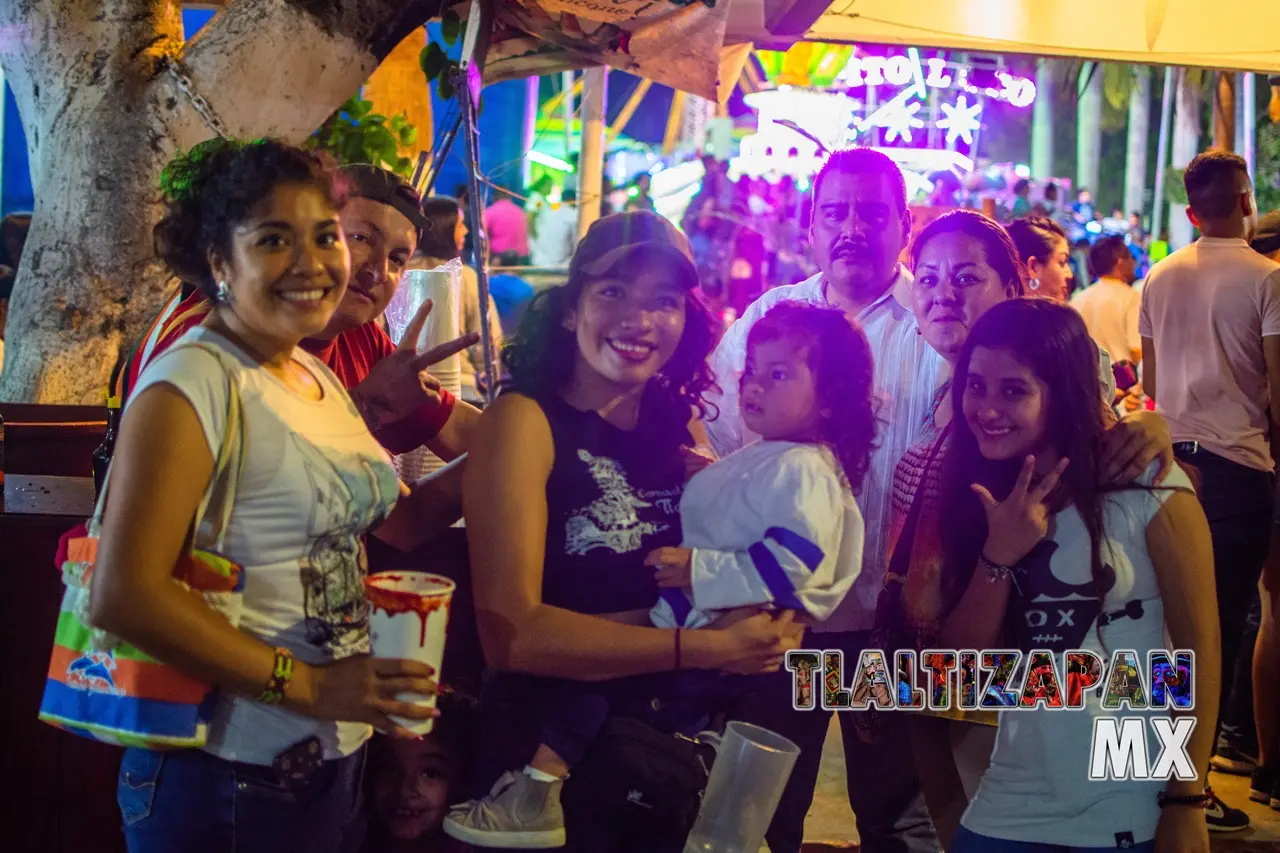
[703,266,946,634]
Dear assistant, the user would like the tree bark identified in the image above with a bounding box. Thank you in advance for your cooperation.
[0,0,443,403]
[1213,71,1235,152]
[1124,66,1152,219]
[1076,62,1103,199]
[1170,69,1203,249]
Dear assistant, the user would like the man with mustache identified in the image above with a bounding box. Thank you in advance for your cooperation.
[116,164,480,461]
[706,147,945,853]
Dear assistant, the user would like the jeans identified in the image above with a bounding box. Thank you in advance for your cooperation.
[1218,592,1262,756]
[733,629,940,853]
[1175,447,1274,744]
[950,826,1154,852]
[118,745,367,853]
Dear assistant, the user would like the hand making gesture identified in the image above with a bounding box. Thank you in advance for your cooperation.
[349,298,480,432]
[973,455,1070,567]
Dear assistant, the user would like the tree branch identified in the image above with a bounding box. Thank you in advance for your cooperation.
[163,0,446,147]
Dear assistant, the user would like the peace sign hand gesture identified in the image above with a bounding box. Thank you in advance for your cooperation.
[972,455,1070,567]
[349,299,480,432]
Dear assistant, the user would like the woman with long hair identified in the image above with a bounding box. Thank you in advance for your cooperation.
[938,298,1218,853]
[93,138,436,852]
[412,195,502,402]
[875,210,1171,843]
[459,211,800,851]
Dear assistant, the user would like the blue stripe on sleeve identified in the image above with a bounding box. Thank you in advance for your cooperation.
[765,527,825,571]
[748,541,807,611]
[660,588,693,626]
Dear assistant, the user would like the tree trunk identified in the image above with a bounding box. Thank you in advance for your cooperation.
[0,0,444,403]
[1124,67,1152,219]
[1213,71,1235,151]
[1031,59,1055,180]
[1170,69,1203,249]
[1076,63,1103,199]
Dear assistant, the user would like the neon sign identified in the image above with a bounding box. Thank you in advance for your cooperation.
[835,50,1037,109]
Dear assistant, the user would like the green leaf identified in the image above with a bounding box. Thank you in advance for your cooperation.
[367,114,386,125]
[394,157,413,178]
[421,42,447,81]
[400,125,418,147]
[438,73,456,101]
[442,10,461,45]
[349,98,372,118]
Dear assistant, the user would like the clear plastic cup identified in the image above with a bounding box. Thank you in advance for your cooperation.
[683,721,800,853]
[364,571,455,735]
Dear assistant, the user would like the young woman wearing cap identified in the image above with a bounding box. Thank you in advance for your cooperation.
[459,210,802,850]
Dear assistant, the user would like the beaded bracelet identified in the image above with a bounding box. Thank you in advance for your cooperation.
[1156,789,1212,809]
[257,647,295,705]
[979,552,1020,582]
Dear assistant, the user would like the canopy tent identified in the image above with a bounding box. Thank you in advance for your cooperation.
[800,0,1280,74]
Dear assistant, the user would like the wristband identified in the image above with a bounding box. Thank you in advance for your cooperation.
[1156,789,1212,809]
[256,647,295,705]
[979,552,1020,582]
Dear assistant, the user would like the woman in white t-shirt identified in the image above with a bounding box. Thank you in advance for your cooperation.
[936,298,1220,853]
[91,139,435,853]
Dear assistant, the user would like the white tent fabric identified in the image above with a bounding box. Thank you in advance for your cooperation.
[805,0,1280,73]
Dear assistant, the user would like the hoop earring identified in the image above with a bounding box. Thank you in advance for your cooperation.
[1029,277,1040,291]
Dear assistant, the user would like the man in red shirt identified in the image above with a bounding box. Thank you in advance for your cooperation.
[115,164,480,460]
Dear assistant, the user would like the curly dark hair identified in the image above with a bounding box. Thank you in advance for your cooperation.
[747,302,879,493]
[502,255,719,418]
[152,138,348,297]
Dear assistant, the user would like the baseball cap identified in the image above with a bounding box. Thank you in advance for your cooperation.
[569,210,698,287]
[1253,209,1280,256]
[340,164,428,243]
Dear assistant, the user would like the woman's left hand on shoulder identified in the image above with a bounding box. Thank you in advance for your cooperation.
[680,445,716,483]
[1101,408,1174,485]
[1154,805,1209,853]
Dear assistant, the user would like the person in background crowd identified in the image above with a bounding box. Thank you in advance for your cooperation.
[529,188,578,269]
[627,173,655,212]
[459,211,801,851]
[1010,179,1032,218]
[711,147,946,853]
[1071,234,1141,368]
[361,695,479,853]
[1249,208,1280,812]
[1140,149,1280,832]
[412,196,503,404]
[118,164,481,464]
[0,265,12,376]
[1007,216,1075,303]
[96,138,437,853]
[940,299,1216,853]
[483,193,530,263]
[486,250,536,336]
[453,184,474,264]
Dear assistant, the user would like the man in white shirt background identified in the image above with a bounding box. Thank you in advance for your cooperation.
[1070,234,1142,367]
[710,147,945,853]
[1139,150,1280,831]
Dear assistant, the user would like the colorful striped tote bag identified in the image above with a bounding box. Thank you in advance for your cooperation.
[39,342,247,749]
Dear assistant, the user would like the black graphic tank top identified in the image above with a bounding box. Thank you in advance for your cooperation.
[536,389,691,615]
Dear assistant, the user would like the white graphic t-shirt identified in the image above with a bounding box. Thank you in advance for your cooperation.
[960,461,1193,846]
[131,328,401,765]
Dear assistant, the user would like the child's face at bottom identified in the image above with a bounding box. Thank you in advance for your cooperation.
[370,736,458,841]
[741,336,822,442]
